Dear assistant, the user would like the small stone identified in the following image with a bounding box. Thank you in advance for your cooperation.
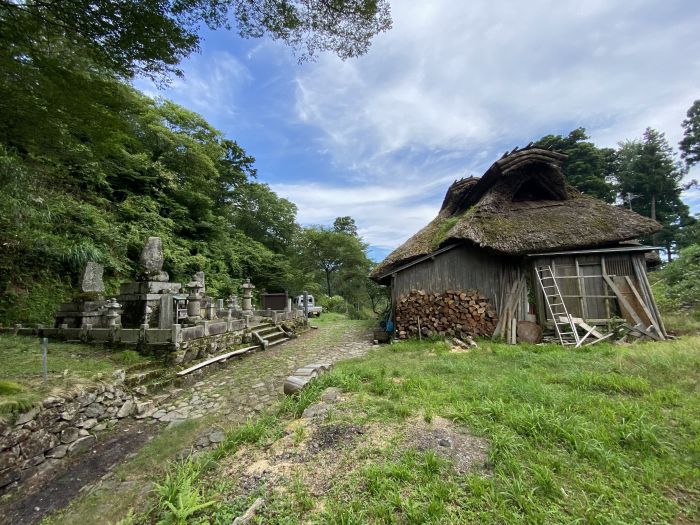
[68,435,96,455]
[151,410,166,420]
[60,427,80,444]
[0,450,17,470]
[15,407,40,426]
[84,403,105,419]
[0,427,30,449]
[42,396,63,409]
[0,467,20,488]
[438,438,451,448]
[135,400,153,415]
[80,418,98,430]
[93,423,107,432]
[321,387,342,404]
[208,431,225,444]
[302,402,329,420]
[21,430,57,458]
[116,399,135,418]
[46,445,69,459]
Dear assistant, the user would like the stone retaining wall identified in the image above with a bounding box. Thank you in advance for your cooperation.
[0,383,145,490]
[170,329,247,365]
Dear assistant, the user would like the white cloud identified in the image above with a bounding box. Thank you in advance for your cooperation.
[135,51,252,120]
[288,0,700,251]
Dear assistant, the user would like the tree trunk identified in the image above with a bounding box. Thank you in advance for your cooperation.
[325,269,332,296]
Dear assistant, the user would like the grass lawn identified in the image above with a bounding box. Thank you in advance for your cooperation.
[0,334,150,418]
[134,335,699,524]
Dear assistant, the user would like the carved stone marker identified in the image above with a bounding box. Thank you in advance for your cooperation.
[140,237,169,282]
[80,262,104,293]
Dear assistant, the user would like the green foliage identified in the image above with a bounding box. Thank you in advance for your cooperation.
[0,379,24,396]
[0,79,297,322]
[657,244,700,308]
[535,128,617,202]
[615,128,690,256]
[155,455,216,525]
[680,99,700,167]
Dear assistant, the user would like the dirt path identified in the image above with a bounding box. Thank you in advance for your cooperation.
[0,420,157,525]
[1,320,372,525]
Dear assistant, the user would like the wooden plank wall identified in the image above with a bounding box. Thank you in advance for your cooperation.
[392,246,523,317]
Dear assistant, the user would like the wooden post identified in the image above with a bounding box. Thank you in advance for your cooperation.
[41,337,48,383]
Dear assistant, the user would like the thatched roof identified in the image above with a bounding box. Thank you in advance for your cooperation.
[371,147,660,282]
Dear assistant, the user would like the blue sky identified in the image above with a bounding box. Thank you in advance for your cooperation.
[136,0,700,262]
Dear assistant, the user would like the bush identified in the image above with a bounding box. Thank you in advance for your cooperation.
[657,244,700,308]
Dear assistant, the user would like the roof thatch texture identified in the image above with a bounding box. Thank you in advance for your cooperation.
[371,147,660,281]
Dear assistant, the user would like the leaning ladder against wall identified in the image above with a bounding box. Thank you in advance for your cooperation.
[535,266,580,345]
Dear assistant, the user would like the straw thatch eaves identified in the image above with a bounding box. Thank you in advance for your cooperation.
[371,147,660,282]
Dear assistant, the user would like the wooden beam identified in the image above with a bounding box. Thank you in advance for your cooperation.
[603,274,644,326]
[624,276,664,340]
[176,346,258,376]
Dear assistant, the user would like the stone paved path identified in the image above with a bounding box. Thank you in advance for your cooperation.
[4,320,374,525]
[152,321,373,447]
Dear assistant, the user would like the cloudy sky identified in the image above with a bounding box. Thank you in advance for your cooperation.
[136,0,700,261]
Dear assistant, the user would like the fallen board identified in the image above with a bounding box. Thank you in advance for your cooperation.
[176,346,259,376]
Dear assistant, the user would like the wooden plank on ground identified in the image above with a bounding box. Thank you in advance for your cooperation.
[176,345,258,376]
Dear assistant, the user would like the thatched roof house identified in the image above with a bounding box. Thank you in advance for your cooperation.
[372,147,665,344]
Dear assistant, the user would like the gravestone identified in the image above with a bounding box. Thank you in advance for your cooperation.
[80,262,104,294]
[140,237,169,282]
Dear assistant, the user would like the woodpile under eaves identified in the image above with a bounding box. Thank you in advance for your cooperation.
[394,289,497,339]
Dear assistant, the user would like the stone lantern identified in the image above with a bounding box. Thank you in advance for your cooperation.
[186,280,204,323]
[104,298,122,328]
[241,278,255,315]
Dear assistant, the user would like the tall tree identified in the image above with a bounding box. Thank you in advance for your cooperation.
[0,0,392,80]
[615,128,689,259]
[296,225,370,297]
[680,99,700,167]
[535,128,617,202]
[333,216,359,237]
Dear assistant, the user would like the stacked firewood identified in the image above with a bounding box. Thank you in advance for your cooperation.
[394,289,498,339]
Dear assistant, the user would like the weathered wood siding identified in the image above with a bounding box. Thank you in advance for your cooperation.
[391,246,522,315]
[530,252,662,329]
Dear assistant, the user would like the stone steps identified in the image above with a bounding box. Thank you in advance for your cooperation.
[253,325,280,337]
[124,369,165,388]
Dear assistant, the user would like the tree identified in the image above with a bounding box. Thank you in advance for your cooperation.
[296,225,370,297]
[0,0,392,79]
[535,128,617,202]
[615,128,689,259]
[333,216,358,237]
[230,182,299,253]
[680,99,700,167]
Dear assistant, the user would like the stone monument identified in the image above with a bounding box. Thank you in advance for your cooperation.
[117,237,181,328]
[54,262,109,328]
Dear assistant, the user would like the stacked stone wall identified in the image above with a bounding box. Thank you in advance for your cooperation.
[0,384,142,490]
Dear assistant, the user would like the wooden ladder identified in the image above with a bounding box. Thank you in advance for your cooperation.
[535,266,579,346]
